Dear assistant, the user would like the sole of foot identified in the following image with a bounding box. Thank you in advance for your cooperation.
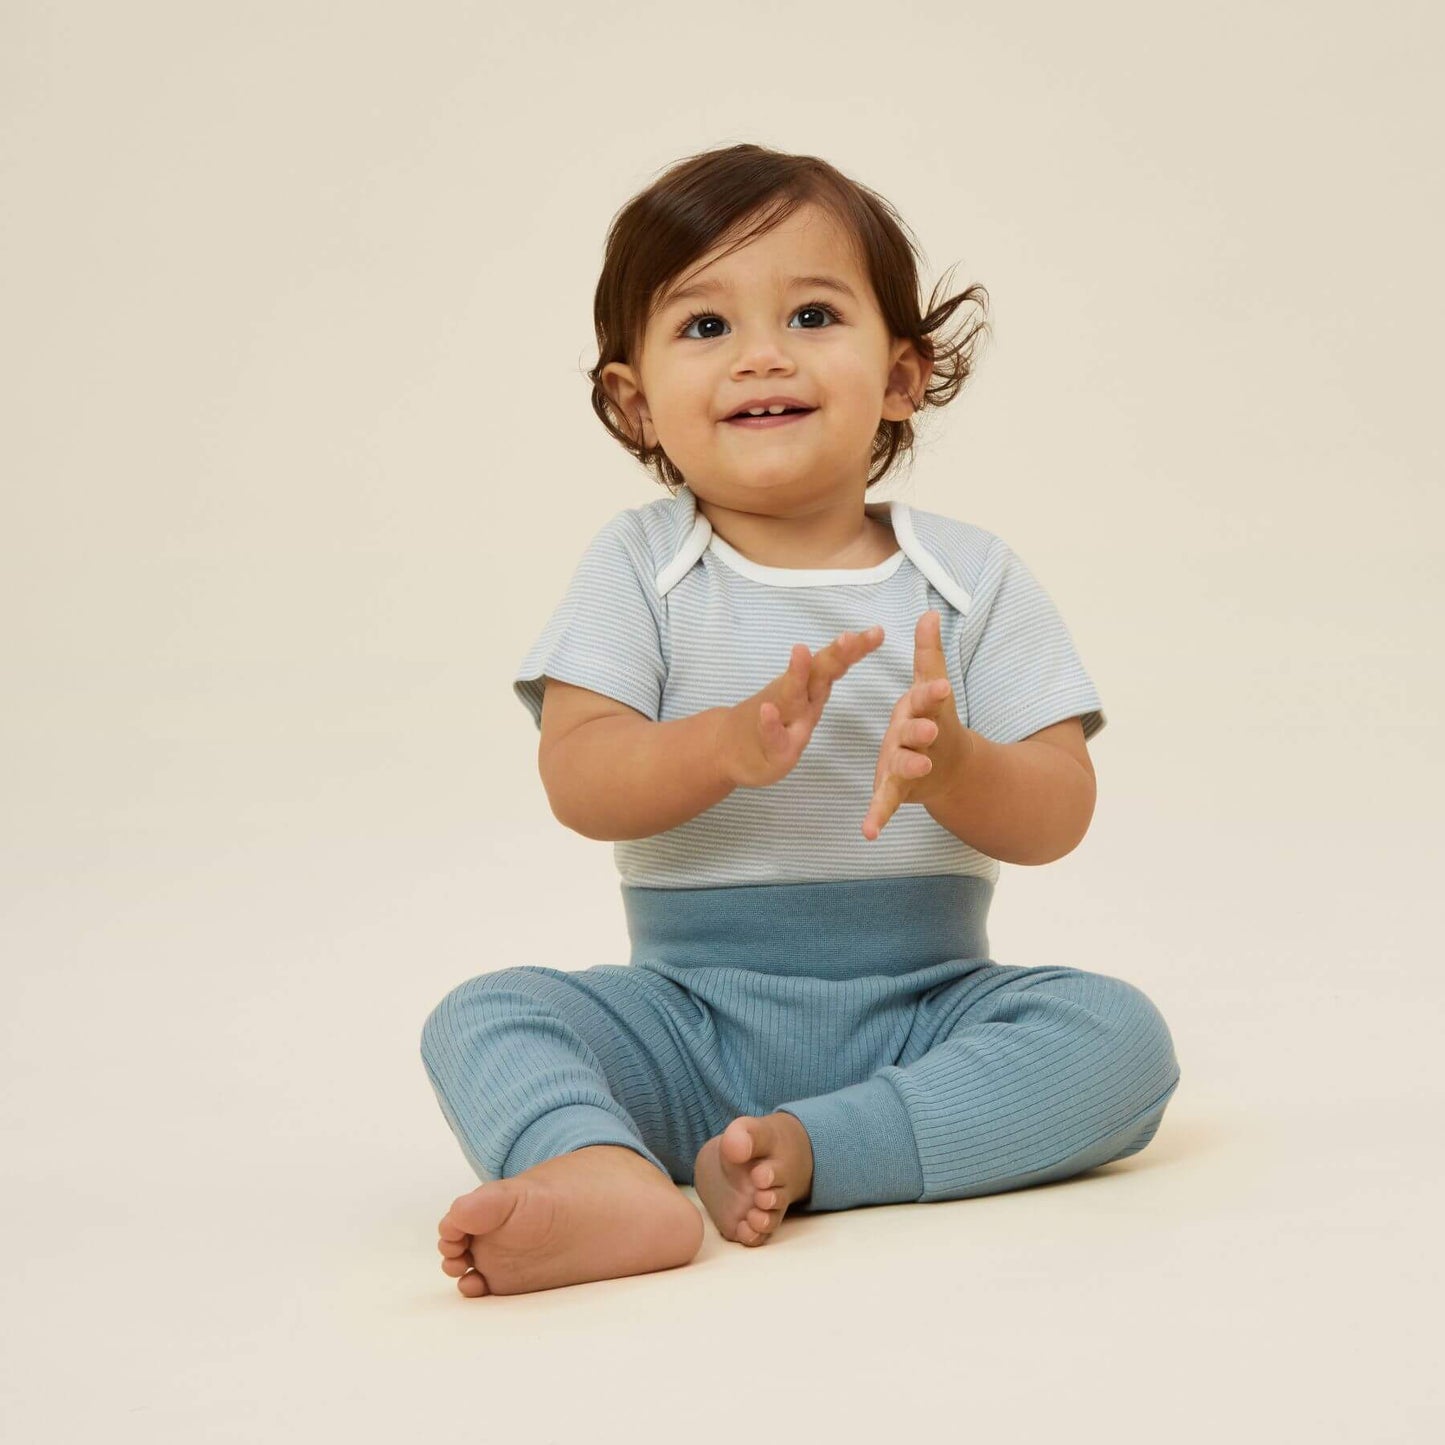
[436,1143,704,1297]
[692,1112,814,1246]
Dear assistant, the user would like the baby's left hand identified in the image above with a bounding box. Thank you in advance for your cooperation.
[861,611,975,841]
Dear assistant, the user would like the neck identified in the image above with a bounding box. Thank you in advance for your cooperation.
[694,489,893,570]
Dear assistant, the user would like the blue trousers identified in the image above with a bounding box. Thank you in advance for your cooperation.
[419,874,1181,1213]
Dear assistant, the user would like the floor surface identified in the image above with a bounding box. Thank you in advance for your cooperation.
[5,811,1439,1443]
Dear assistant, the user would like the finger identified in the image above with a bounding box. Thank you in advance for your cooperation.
[907,716,940,747]
[912,610,948,686]
[861,777,901,840]
[819,626,880,680]
[811,625,883,690]
[911,676,952,714]
[758,699,786,750]
[807,630,854,703]
[806,644,836,706]
[886,674,948,728]
[781,643,812,704]
[893,747,933,780]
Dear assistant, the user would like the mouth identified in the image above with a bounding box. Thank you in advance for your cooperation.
[722,407,817,429]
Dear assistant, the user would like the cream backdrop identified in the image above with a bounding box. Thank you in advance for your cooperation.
[3,2,1441,1441]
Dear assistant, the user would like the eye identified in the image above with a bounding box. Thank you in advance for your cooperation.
[675,300,844,340]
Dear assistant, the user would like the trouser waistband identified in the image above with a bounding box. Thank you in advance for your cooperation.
[621,873,993,981]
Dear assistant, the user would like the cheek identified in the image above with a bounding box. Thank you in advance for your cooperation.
[822,349,887,399]
[828,370,891,432]
[648,385,707,435]
[646,401,716,466]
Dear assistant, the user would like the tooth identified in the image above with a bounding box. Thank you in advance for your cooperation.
[766,405,788,414]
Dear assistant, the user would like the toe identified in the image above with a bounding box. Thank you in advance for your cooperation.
[721,1117,760,1166]
[445,1181,518,1237]
[438,1235,470,1258]
[754,1189,777,1210]
[751,1162,775,1189]
[440,1253,472,1277]
[457,1268,489,1297]
[735,1219,760,1245]
[747,1207,774,1233]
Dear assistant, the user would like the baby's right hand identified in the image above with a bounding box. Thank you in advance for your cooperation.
[720,626,885,789]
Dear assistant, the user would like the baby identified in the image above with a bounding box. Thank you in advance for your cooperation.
[422,142,1181,1298]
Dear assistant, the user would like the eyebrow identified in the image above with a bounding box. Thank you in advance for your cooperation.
[662,274,860,310]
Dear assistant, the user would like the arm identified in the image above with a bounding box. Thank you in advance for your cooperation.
[923,719,1097,866]
[540,626,882,843]
[542,707,737,841]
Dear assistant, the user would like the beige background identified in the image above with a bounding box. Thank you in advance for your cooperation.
[3,1,1442,1440]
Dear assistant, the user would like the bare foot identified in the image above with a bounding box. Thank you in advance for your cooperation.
[435,1144,703,1296]
[692,1112,815,1246]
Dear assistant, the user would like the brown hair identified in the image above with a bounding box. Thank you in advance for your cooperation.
[588,142,991,494]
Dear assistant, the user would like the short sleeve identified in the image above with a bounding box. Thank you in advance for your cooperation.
[512,511,667,731]
[958,537,1106,745]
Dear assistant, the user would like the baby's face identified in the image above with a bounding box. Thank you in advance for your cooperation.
[603,201,925,512]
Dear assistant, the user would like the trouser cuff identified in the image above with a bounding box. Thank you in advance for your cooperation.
[504,1103,670,1181]
[777,1073,923,1213]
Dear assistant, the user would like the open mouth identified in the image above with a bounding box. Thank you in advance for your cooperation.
[723,407,816,429]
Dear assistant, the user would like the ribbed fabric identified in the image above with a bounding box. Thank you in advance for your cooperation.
[511,484,1106,890]
[420,875,1181,1213]
[621,873,992,981]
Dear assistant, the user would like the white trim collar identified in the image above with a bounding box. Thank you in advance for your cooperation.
[653,484,972,611]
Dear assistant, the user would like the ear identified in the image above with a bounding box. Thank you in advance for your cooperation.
[881,339,933,423]
[600,361,655,448]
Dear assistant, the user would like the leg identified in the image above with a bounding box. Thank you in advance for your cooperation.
[420,963,708,1184]
[774,966,1182,1212]
[420,965,712,1295]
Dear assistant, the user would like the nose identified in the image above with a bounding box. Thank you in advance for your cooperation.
[725,327,798,377]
